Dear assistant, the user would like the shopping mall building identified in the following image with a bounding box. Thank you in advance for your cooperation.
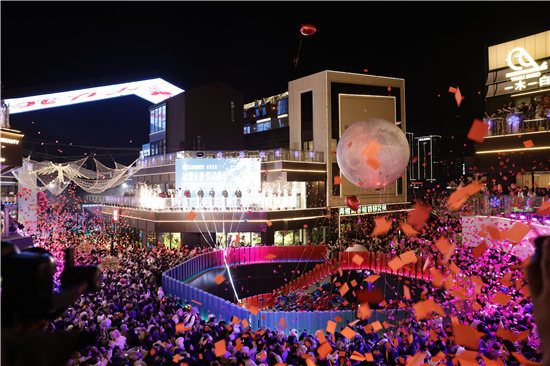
[95,71,411,248]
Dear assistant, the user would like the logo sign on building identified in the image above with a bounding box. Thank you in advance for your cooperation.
[486,31,550,96]
[112,208,120,223]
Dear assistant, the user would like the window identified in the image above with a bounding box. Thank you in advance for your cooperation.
[278,99,288,115]
[244,110,247,119]
[255,108,260,117]
[231,101,235,122]
[243,126,250,134]
[150,104,166,134]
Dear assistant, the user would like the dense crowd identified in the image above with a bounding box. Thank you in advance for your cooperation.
[7,184,546,366]
[30,227,544,366]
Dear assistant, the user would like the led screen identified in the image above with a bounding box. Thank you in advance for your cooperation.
[5,78,184,114]
[175,158,261,206]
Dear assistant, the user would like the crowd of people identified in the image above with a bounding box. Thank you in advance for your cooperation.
[6,184,549,366]
[27,222,545,366]
[488,95,550,120]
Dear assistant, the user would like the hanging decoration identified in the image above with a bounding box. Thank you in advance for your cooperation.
[11,156,142,195]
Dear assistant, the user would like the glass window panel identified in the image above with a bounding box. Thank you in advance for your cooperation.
[161,105,166,131]
[155,108,159,133]
[150,110,155,134]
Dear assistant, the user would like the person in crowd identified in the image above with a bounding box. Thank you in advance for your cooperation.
[222,187,228,207]
[209,188,215,207]
[235,188,242,207]
[197,188,204,207]
[184,187,191,207]
[517,101,528,113]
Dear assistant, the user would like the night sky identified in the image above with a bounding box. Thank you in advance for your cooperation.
[2,2,548,166]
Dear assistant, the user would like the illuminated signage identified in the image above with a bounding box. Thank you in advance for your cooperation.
[175,158,262,198]
[112,208,120,223]
[339,204,387,216]
[505,48,548,78]
[502,48,549,92]
[418,137,431,141]
[4,78,184,115]
[0,129,24,166]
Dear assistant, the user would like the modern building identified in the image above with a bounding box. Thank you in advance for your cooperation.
[142,80,244,158]
[411,135,441,182]
[100,70,411,248]
[477,30,550,189]
[406,132,416,182]
[3,71,412,248]
[243,92,289,150]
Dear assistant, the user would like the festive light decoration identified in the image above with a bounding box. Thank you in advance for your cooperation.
[12,157,141,195]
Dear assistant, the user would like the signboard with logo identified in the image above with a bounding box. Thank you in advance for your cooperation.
[486,30,550,97]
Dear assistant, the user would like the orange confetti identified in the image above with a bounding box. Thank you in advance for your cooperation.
[366,157,381,170]
[339,282,349,296]
[388,257,404,272]
[249,305,259,315]
[400,222,420,236]
[362,140,382,159]
[371,216,392,236]
[472,242,487,259]
[352,253,364,266]
[215,340,227,357]
[334,176,342,185]
[264,253,277,260]
[214,274,226,285]
[326,320,337,334]
[467,119,490,143]
[186,211,197,221]
[400,250,417,265]
[523,140,534,148]
[317,341,333,358]
[492,293,511,306]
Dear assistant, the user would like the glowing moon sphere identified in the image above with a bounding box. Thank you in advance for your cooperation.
[336,118,410,189]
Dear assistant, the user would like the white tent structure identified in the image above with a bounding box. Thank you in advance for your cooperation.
[12,157,141,195]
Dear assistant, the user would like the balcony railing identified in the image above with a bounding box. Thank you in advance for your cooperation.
[136,149,325,169]
[467,194,548,218]
[99,194,308,211]
[483,112,549,137]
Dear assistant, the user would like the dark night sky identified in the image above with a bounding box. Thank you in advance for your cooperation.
[2,2,548,166]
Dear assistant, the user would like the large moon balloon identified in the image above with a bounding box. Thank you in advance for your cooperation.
[336,118,410,189]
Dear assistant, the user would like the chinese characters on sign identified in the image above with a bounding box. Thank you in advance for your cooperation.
[339,204,387,216]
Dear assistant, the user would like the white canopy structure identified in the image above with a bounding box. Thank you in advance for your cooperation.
[12,157,141,195]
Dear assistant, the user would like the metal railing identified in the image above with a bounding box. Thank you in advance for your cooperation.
[100,194,307,211]
[469,195,548,217]
[484,112,549,137]
[136,148,325,169]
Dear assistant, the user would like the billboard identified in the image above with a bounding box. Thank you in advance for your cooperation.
[175,158,262,206]
[4,78,184,115]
